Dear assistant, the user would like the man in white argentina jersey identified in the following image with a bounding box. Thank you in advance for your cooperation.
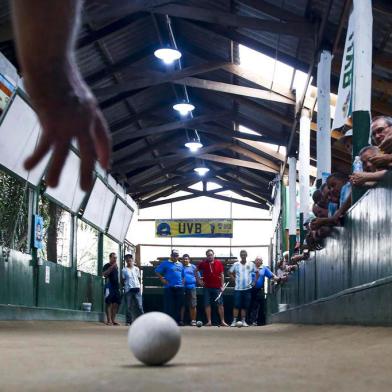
[229,250,258,327]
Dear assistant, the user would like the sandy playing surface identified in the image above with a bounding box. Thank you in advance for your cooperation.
[1,321,391,392]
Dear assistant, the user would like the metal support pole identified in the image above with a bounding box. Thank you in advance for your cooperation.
[288,157,297,257]
[299,109,311,245]
[316,50,332,182]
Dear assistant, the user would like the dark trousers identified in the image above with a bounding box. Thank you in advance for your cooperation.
[249,287,266,325]
[164,287,184,324]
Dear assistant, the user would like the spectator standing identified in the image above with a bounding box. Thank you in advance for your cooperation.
[229,250,257,327]
[102,252,121,326]
[249,257,279,326]
[122,254,143,326]
[180,254,198,326]
[197,249,228,327]
[155,249,184,325]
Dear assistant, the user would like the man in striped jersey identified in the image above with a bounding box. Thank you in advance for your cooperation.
[229,250,258,327]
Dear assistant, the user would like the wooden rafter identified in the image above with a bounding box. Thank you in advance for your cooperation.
[93,61,228,97]
[199,153,279,173]
[116,143,230,172]
[113,111,230,149]
[172,77,295,104]
[186,189,268,209]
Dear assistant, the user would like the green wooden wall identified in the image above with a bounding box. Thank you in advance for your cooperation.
[0,249,104,312]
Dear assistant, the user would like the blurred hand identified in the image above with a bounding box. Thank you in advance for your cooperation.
[368,153,392,169]
[24,80,111,191]
[349,173,368,186]
[379,135,392,154]
[310,219,322,231]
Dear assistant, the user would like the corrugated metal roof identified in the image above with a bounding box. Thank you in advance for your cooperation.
[1,0,390,202]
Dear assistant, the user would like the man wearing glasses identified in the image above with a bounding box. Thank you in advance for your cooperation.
[103,252,121,326]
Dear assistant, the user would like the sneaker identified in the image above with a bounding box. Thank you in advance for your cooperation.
[178,321,185,326]
[230,320,237,327]
[251,322,257,327]
[241,320,249,327]
[191,320,197,326]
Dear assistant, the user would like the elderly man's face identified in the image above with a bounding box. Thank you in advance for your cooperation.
[361,149,379,172]
[371,118,392,146]
[255,258,263,267]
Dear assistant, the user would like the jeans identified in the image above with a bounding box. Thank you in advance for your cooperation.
[125,289,144,324]
[233,289,252,310]
[249,287,265,325]
[164,287,184,324]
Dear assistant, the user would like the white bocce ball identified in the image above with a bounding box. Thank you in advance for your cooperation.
[236,321,243,328]
[128,312,181,366]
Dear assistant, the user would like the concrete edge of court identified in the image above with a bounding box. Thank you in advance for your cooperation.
[0,304,125,323]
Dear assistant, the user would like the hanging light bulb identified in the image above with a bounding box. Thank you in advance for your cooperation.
[185,131,203,152]
[154,47,182,65]
[173,101,195,116]
[194,162,210,176]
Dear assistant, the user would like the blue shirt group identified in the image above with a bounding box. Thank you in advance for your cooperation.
[155,260,184,288]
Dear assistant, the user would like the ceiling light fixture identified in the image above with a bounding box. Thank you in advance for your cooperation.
[194,163,210,176]
[173,102,195,116]
[185,132,203,152]
[154,47,182,65]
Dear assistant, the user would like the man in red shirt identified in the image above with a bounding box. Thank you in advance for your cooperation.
[196,249,228,327]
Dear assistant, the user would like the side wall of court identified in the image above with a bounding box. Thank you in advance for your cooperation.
[268,172,392,325]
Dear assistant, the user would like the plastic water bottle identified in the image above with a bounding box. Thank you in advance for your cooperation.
[353,156,363,173]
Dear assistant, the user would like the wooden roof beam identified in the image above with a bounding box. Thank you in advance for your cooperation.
[116,143,230,172]
[186,189,268,209]
[93,61,229,98]
[172,77,295,105]
[199,153,279,174]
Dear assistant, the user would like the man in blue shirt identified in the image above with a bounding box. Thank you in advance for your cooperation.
[249,256,279,326]
[180,254,198,326]
[155,249,184,325]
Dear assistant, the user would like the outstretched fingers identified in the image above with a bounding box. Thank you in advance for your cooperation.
[93,111,111,170]
[24,134,51,171]
[46,142,70,188]
[78,132,96,191]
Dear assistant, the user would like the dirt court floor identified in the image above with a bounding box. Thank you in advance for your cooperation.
[1,321,392,392]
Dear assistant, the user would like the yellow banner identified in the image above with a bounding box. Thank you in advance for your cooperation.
[155,219,233,238]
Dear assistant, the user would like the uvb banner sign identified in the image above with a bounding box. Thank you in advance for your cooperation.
[155,219,233,238]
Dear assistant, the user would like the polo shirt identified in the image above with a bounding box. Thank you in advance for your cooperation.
[183,264,197,289]
[229,261,256,291]
[197,259,224,289]
[254,266,274,289]
[155,260,184,288]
